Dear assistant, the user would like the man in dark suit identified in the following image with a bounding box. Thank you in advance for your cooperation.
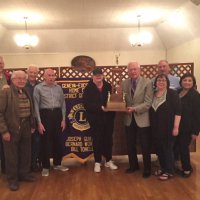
[122,61,153,178]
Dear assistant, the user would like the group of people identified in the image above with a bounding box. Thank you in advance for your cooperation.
[0,56,200,192]
[0,56,68,191]
[83,60,200,181]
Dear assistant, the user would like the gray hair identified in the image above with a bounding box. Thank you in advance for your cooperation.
[11,70,28,80]
[127,61,141,69]
[158,60,169,65]
[27,64,39,72]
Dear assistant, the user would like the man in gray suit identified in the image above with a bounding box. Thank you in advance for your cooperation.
[122,61,153,178]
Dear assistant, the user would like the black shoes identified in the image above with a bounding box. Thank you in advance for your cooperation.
[125,167,139,174]
[9,182,19,191]
[9,175,36,191]
[19,174,36,182]
[125,167,151,178]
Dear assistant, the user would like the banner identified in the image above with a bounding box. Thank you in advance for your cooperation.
[57,78,93,163]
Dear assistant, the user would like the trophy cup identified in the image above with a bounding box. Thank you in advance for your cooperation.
[105,55,127,111]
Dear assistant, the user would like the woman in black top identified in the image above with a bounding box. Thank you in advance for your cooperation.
[83,68,117,173]
[150,74,181,180]
[177,73,200,177]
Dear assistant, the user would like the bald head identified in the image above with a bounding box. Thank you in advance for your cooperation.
[44,68,56,85]
[127,62,141,80]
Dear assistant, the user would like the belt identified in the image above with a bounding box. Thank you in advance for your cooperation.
[19,117,30,123]
[40,107,61,111]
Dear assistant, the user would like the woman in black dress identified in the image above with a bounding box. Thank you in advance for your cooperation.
[150,74,181,180]
[177,73,200,177]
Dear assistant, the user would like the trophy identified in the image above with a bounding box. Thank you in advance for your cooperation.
[104,54,127,112]
[105,85,126,111]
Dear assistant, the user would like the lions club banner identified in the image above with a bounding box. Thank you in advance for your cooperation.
[57,78,93,163]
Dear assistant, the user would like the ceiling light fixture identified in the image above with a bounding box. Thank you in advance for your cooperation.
[129,15,152,47]
[14,17,39,49]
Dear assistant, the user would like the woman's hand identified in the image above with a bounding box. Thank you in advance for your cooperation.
[191,134,198,141]
[172,126,179,136]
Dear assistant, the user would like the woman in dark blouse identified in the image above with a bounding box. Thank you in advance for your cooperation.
[83,68,117,173]
[177,73,200,177]
[150,74,181,180]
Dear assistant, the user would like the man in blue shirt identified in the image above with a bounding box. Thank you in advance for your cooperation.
[33,68,68,177]
[157,60,180,91]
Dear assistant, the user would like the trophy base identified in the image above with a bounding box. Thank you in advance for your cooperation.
[105,102,127,112]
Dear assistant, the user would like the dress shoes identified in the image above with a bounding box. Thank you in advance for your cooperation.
[9,182,19,191]
[125,167,139,174]
[20,174,36,182]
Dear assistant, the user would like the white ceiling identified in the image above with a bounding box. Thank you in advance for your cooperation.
[0,0,200,53]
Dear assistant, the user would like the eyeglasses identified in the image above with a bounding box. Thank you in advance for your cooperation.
[157,79,167,82]
[13,77,27,81]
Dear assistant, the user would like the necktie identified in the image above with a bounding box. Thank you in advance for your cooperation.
[131,80,136,97]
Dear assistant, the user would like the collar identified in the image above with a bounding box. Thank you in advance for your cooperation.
[131,76,140,84]
[42,81,57,87]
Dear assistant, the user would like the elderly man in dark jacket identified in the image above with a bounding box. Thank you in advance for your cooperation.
[0,70,36,191]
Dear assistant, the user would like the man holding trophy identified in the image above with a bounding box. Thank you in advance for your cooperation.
[122,62,153,178]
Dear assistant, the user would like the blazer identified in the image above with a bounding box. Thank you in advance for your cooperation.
[122,76,153,128]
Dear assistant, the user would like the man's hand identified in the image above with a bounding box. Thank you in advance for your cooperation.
[2,84,10,90]
[31,128,36,134]
[61,120,66,132]
[38,123,45,134]
[2,132,11,142]
[126,107,135,113]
